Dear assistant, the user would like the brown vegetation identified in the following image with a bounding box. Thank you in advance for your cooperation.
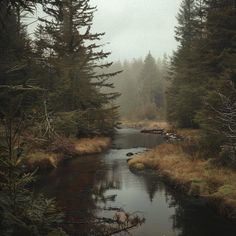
[26,137,111,169]
[72,137,111,155]
[128,143,236,218]
[121,120,171,130]
[26,152,62,169]
[175,129,201,141]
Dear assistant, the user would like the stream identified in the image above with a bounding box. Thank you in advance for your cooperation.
[39,128,236,236]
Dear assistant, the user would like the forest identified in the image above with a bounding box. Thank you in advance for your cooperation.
[110,54,169,121]
[0,0,236,235]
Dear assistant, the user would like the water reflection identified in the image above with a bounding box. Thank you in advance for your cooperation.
[166,188,236,236]
[39,128,236,236]
[112,128,164,149]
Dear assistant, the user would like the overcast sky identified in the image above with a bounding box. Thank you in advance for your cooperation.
[30,0,182,61]
[90,0,182,60]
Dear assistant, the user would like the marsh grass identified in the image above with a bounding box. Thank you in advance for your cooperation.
[128,143,236,218]
[27,137,111,169]
[72,137,111,155]
[26,152,61,169]
[121,120,171,130]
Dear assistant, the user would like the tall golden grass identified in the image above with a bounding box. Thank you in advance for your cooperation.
[122,120,171,130]
[27,137,111,169]
[72,137,111,155]
[27,152,61,169]
[128,143,236,217]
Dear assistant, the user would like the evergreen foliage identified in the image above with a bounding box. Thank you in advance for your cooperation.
[35,0,120,137]
[167,0,236,161]
[109,54,168,120]
[0,86,67,235]
[0,0,122,234]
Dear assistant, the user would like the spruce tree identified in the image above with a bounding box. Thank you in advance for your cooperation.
[167,0,206,128]
[36,0,120,137]
[139,52,164,120]
[0,3,68,235]
[196,0,236,151]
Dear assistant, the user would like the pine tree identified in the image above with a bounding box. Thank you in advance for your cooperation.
[0,4,68,234]
[196,0,236,151]
[138,52,164,120]
[0,4,32,87]
[35,0,120,137]
[175,0,198,47]
[168,0,236,155]
[0,87,68,236]
[167,0,206,128]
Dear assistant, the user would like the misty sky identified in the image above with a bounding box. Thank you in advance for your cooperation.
[30,0,182,61]
[90,0,182,60]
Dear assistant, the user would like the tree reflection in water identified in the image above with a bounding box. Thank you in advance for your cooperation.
[39,128,236,236]
[39,155,145,235]
[132,171,236,236]
[166,189,236,236]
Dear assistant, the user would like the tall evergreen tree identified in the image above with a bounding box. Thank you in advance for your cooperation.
[196,0,236,150]
[168,0,236,156]
[35,0,120,137]
[138,52,164,120]
[167,0,206,128]
[0,3,68,235]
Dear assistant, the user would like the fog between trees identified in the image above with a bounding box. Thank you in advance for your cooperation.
[106,53,170,121]
[1,0,236,235]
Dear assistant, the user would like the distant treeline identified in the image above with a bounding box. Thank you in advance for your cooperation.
[111,0,236,166]
[108,53,169,121]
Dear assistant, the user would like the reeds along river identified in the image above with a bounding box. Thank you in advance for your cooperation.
[38,128,236,236]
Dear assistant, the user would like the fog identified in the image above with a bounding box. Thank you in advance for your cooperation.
[28,0,182,60]
[87,1,181,119]
[90,0,182,60]
[25,0,182,120]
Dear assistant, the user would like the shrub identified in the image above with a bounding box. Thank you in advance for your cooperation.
[0,146,67,235]
[49,136,77,158]
[54,112,78,137]
[218,146,236,169]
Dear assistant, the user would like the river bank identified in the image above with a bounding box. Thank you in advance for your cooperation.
[124,120,236,218]
[128,141,236,219]
[121,120,171,130]
[39,128,236,236]
[26,136,111,170]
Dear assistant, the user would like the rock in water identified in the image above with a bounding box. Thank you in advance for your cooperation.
[126,152,134,157]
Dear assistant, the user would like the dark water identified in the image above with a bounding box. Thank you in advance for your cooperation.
[39,128,236,236]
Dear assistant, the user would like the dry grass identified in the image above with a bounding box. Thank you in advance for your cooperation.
[27,152,61,169]
[122,120,171,130]
[128,143,236,217]
[175,128,201,141]
[27,137,111,169]
[122,120,201,140]
[72,137,111,155]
